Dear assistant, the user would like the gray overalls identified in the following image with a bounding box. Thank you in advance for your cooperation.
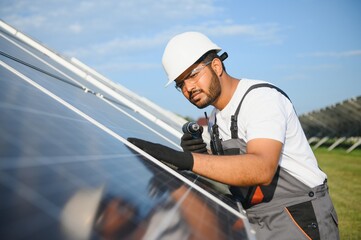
[209,84,339,240]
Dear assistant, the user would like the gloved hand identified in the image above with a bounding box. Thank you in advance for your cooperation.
[181,132,208,153]
[127,138,194,171]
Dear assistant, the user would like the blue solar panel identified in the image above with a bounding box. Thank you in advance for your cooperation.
[0,21,254,239]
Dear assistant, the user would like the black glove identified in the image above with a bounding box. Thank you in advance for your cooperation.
[181,132,208,153]
[127,138,194,171]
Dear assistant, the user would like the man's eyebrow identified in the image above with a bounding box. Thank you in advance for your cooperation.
[178,67,194,82]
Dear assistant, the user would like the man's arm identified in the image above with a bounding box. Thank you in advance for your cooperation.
[127,137,282,187]
[192,138,282,186]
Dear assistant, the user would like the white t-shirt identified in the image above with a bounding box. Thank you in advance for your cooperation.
[209,79,326,187]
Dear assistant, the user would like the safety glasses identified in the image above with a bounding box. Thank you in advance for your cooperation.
[175,60,212,92]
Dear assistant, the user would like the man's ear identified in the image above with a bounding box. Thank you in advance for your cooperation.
[211,58,223,77]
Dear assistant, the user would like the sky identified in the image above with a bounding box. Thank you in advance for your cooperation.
[1,0,360,120]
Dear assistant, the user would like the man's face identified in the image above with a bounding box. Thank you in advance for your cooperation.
[176,62,221,109]
[96,199,136,238]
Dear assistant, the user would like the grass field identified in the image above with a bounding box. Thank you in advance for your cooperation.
[314,148,361,240]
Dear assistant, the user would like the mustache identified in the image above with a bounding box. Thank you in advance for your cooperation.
[189,89,202,99]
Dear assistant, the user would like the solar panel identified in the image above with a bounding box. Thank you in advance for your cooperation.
[0,20,254,239]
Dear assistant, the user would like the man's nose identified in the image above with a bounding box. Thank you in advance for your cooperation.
[183,80,196,93]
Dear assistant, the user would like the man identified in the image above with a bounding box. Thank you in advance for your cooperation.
[61,184,228,239]
[128,32,339,239]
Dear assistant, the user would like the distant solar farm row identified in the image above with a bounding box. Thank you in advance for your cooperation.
[299,96,361,152]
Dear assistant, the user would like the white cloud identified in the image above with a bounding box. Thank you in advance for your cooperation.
[300,50,361,58]
[0,0,217,33]
[1,0,284,72]
[0,0,281,41]
[280,74,310,82]
[64,21,283,59]
[96,62,159,73]
[274,64,341,82]
[68,23,83,34]
[64,32,169,58]
[275,64,340,71]
[205,22,283,44]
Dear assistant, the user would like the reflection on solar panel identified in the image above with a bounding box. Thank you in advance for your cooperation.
[0,20,255,239]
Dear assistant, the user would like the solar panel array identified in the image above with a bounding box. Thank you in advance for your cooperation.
[299,96,361,152]
[299,96,361,138]
[0,20,254,239]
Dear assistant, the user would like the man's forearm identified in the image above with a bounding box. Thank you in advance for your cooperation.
[192,138,282,186]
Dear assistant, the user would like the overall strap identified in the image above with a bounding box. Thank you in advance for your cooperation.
[230,83,291,139]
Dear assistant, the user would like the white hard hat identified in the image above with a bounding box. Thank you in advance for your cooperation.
[61,186,104,240]
[162,32,221,87]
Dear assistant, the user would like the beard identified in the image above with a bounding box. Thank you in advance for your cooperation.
[189,68,221,109]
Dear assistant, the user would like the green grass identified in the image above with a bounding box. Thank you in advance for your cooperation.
[314,148,361,240]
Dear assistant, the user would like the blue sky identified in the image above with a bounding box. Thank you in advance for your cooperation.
[1,0,360,120]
